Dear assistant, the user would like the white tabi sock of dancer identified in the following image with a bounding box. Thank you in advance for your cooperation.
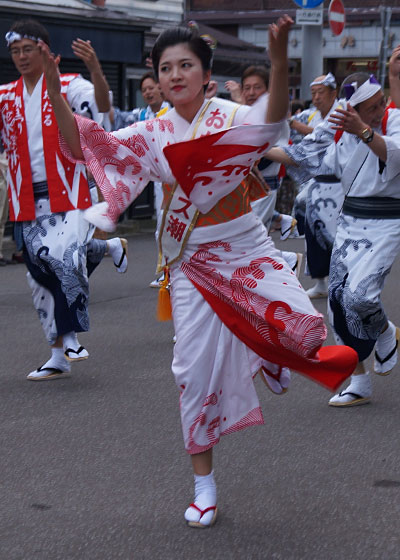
[107,237,128,273]
[345,372,372,397]
[375,321,398,374]
[313,277,328,292]
[63,331,80,352]
[42,346,70,372]
[376,321,396,356]
[63,332,89,360]
[184,471,217,525]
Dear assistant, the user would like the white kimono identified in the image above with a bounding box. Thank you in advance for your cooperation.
[67,97,358,454]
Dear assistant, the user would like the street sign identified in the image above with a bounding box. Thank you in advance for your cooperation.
[296,9,323,26]
[292,0,324,8]
[328,0,346,36]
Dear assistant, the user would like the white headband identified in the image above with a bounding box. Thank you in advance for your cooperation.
[344,75,382,106]
[5,31,41,47]
[310,72,337,89]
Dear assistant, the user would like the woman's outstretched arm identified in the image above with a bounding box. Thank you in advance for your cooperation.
[266,15,293,124]
[39,40,84,160]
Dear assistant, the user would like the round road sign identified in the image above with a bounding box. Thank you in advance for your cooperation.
[292,0,324,7]
[329,0,346,36]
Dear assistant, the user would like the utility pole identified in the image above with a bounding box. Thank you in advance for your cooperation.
[301,24,323,99]
[183,0,187,23]
[292,1,325,100]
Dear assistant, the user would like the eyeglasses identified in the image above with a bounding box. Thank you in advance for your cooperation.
[9,45,38,57]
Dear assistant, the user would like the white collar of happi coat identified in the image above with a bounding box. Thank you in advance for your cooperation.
[146,100,170,120]
[156,97,240,273]
[22,73,43,103]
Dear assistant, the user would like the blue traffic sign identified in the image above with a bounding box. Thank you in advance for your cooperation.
[292,0,324,7]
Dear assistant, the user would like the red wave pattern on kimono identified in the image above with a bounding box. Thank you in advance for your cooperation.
[181,241,358,391]
[62,115,175,225]
[187,407,264,455]
[186,393,264,454]
[60,116,142,223]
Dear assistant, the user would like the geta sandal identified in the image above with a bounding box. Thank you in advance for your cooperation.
[185,503,218,528]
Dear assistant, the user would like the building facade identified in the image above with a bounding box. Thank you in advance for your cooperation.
[187,0,400,99]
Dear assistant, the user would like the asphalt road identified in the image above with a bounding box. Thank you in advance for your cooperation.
[1,227,400,560]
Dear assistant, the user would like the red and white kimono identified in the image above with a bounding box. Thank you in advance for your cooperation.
[64,96,358,453]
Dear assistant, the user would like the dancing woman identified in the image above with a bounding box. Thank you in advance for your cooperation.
[39,16,357,527]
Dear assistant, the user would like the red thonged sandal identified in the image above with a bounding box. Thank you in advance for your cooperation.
[185,503,218,528]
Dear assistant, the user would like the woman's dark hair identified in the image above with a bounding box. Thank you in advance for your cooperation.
[339,72,370,110]
[9,19,50,47]
[151,27,213,80]
[241,65,269,89]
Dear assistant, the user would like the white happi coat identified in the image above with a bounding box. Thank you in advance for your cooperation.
[340,109,400,198]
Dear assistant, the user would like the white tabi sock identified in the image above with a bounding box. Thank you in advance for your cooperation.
[107,237,128,273]
[306,276,328,299]
[313,277,328,292]
[281,250,297,270]
[376,321,396,357]
[184,471,217,526]
[374,321,398,374]
[63,332,89,360]
[42,346,70,372]
[63,331,79,352]
[329,371,372,406]
[345,372,372,398]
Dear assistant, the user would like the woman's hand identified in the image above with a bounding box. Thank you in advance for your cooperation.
[38,40,61,98]
[389,45,400,81]
[39,40,84,160]
[328,104,366,137]
[389,45,400,109]
[265,15,292,123]
[268,14,293,69]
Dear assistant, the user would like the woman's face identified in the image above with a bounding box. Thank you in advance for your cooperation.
[158,43,210,108]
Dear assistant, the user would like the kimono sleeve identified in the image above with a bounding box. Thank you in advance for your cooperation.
[283,117,337,184]
[382,108,400,182]
[233,94,289,176]
[232,93,268,126]
[60,115,167,231]
[232,93,289,138]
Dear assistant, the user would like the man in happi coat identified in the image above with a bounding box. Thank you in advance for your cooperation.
[0,19,128,380]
